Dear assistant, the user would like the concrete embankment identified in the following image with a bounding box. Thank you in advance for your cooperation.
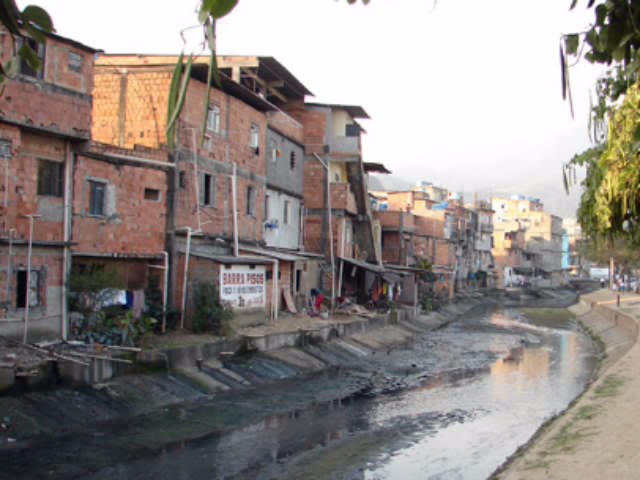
[0,293,495,451]
[494,290,640,480]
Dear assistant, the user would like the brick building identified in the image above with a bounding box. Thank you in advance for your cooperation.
[216,56,322,312]
[275,101,383,304]
[0,31,97,340]
[492,196,564,287]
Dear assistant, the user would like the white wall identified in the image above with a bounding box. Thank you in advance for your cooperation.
[264,189,301,250]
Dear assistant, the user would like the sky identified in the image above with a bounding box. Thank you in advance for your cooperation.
[20,0,605,217]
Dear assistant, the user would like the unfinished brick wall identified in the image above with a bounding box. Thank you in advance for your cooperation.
[92,68,173,149]
[267,110,304,144]
[284,101,327,155]
[303,215,324,254]
[381,231,402,264]
[92,62,269,244]
[72,152,168,255]
[0,36,93,138]
[304,161,326,209]
[0,127,68,243]
[0,245,64,339]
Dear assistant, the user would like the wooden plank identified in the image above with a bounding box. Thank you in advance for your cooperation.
[281,287,297,313]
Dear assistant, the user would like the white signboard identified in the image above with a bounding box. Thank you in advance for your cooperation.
[220,265,266,309]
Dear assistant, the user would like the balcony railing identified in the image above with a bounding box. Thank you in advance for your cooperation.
[329,135,361,156]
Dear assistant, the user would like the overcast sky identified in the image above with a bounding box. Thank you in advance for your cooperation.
[22,0,605,217]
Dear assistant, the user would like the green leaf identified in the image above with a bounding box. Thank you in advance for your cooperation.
[166,52,185,150]
[199,0,239,20]
[0,0,22,35]
[565,34,579,55]
[21,5,53,32]
[560,45,567,100]
[166,54,193,145]
[4,58,18,78]
[19,43,41,71]
[201,25,216,145]
[24,24,46,43]
[207,20,222,88]
[595,4,607,25]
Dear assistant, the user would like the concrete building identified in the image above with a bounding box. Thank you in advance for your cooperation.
[0,30,97,340]
[492,196,564,287]
[282,101,382,304]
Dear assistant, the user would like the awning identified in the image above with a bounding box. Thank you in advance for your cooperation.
[178,248,272,265]
[240,246,307,262]
[338,256,385,274]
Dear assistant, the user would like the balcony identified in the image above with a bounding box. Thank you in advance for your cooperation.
[480,222,493,233]
[329,135,361,156]
[331,183,357,214]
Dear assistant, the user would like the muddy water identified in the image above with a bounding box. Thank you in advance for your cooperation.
[0,307,597,480]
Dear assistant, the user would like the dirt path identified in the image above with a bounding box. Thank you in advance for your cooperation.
[495,290,640,480]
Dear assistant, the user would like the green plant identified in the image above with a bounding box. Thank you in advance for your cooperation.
[191,282,234,335]
[68,267,125,330]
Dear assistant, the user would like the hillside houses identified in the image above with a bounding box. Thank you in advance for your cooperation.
[0,28,567,341]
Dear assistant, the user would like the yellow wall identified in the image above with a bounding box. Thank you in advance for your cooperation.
[329,161,348,183]
[331,110,354,137]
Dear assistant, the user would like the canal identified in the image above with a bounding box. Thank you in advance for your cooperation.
[0,305,597,479]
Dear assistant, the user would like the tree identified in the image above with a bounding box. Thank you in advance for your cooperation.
[0,0,53,86]
[563,0,640,245]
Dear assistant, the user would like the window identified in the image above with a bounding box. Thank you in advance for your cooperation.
[250,124,260,150]
[0,139,11,161]
[68,52,83,73]
[201,173,216,207]
[270,141,278,163]
[179,170,186,189]
[289,151,296,170]
[283,199,290,225]
[16,270,39,308]
[89,181,106,216]
[265,194,270,219]
[144,188,160,201]
[17,37,45,78]
[246,185,256,216]
[37,160,64,197]
[207,105,221,133]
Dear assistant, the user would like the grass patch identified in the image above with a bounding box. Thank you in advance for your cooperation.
[547,424,598,454]
[593,374,626,398]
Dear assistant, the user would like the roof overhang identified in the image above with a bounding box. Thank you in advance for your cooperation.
[338,256,385,274]
[364,162,392,174]
[305,102,370,119]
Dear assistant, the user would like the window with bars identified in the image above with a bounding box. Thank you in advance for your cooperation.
[207,105,221,133]
[37,160,64,197]
[68,52,83,73]
[0,139,11,160]
[250,124,260,150]
[200,173,216,207]
[89,180,106,216]
[283,199,290,225]
[16,270,39,308]
[246,185,256,216]
[17,37,45,78]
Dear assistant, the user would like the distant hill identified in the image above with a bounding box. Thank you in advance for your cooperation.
[368,174,413,192]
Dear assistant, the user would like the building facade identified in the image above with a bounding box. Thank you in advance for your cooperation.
[0,31,96,340]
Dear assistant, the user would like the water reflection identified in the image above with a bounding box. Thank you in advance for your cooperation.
[0,308,597,480]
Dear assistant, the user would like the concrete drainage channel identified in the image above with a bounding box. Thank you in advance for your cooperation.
[0,294,497,450]
[0,289,583,470]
